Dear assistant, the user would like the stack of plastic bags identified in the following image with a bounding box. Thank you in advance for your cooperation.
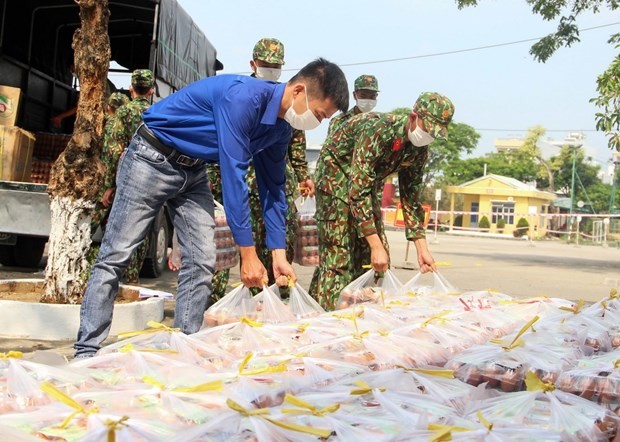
[2,274,620,440]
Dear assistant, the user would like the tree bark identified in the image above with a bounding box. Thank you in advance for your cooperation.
[42,0,110,304]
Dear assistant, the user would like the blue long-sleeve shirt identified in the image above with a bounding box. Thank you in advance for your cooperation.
[142,75,291,249]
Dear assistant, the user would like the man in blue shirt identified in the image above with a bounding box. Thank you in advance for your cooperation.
[74,58,349,358]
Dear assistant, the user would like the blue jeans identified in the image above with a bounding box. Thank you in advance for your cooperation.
[74,134,215,357]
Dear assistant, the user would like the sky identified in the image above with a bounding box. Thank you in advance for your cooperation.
[118,0,620,168]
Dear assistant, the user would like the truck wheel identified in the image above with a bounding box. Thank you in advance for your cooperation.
[13,237,47,268]
[140,211,170,278]
[0,245,16,267]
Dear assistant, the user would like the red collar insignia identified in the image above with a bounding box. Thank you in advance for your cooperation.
[392,138,403,151]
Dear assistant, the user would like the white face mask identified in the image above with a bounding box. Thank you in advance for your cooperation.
[255,66,282,82]
[283,86,321,130]
[408,117,435,147]
[356,99,377,113]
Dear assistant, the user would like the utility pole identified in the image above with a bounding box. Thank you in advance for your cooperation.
[568,145,581,243]
[570,146,578,216]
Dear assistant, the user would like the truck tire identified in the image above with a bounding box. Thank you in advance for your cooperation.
[140,210,170,278]
[13,237,47,268]
[0,245,16,267]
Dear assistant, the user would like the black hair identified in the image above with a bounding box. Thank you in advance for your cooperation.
[289,58,349,113]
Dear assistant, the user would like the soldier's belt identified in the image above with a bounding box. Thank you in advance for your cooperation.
[137,124,203,168]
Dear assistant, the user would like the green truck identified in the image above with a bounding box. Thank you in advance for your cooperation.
[0,0,222,275]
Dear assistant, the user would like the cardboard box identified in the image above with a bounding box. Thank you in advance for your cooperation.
[0,85,21,127]
[0,126,36,182]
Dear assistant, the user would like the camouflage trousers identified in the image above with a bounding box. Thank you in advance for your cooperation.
[88,203,149,284]
[309,188,389,311]
[208,166,298,301]
[211,195,298,301]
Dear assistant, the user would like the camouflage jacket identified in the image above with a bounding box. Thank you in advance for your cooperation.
[315,112,429,240]
[323,106,359,148]
[287,129,308,189]
[103,96,151,189]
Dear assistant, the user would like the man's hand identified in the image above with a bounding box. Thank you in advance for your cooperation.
[299,178,315,197]
[239,246,268,287]
[272,249,296,286]
[101,188,116,208]
[366,234,389,272]
[413,238,437,273]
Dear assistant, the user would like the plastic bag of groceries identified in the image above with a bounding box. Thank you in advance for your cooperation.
[99,326,235,371]
[168,200,239,272]
[3,357,91,411]
[250,285,296,324]
[293,196,319,267]
[336,269,403,309]
[203,284,253,327]
[399,270,459,297]
[82,413,179,442]
[557,361,620,406]
[288,283,325,319]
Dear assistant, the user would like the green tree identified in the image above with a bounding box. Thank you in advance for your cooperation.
[440,150,538,186]
[456,0,620,151]
[550,145,601,195]
[591,36,620,151]
[520,125,555,191]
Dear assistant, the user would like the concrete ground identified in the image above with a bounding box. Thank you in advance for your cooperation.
[1,230,619,358]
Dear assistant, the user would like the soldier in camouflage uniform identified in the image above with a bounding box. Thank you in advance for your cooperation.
[99,69,154,284]
[309,92,455,310]
[207,38,313,300]
[324,74,379,144]
[90,92,130,230]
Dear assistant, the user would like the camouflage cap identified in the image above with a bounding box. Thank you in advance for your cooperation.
[131,69,154,88]
[107,91,129,109]
[413,92,455,140]
[354,74,379,92]
[252,38,285,65]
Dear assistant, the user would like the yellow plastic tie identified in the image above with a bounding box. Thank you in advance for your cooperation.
[410,367,455,379]
[173,380,223,393]
[282,394,340,417]
[227,398,331,438]
[118,342,178,354]
[104,416,129,442]
[428,423,471,442]
[40,381,100,428]
[240,317,264,328]
[0,351,23,359]
[498,315,539,351]
[477,410,493,431]
[350,380,386,395]
[559,299,585,315]
[117,321,180,339]
[421,310,451,328]
[525,371,556,393]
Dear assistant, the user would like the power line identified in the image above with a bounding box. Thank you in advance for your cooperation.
[229,21,620,74]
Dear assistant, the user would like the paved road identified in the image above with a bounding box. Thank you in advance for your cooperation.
[1,231,618,355]
[2,230,619,301]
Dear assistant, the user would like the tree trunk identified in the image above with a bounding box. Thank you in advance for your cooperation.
[41,0,110,304]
